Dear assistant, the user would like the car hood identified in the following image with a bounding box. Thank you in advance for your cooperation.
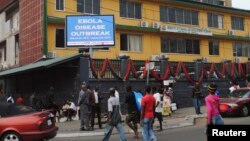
[220,97,244,104]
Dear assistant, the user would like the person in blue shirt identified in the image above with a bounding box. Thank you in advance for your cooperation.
[215,90,221,97]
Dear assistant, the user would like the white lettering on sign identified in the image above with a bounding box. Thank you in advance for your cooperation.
[212,129,247,136]
[71,31,110,36]
[75,25,106,30]
[78,19,103,24]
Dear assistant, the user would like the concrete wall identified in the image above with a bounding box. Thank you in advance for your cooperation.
[0,10,19,68]
[225,0,232,7]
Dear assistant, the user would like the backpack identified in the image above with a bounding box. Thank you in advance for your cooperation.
[133,91,143,111]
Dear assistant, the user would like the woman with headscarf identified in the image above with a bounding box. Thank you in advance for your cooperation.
[205,83,224,140]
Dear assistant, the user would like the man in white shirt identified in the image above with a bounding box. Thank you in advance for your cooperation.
[114,86,120,101]
[229,80,240,93]
[7,95,14,103]
[67,100,77,121]
[102,87,127,141]
[153,86,163,131]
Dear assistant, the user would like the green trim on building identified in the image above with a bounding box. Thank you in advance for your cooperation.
[0,54,82,77]
[47,16,65,23]
[174,0,250,15]
[213,34,250,42]
[116,24,159,32]
[43,0,48,56]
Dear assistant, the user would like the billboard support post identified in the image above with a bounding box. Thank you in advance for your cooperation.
[146,62,155,85]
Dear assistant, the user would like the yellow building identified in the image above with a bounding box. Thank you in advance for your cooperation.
[46,0,250,63]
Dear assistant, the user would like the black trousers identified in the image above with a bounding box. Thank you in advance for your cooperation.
[67,109,76,121]
[91,104,102,128]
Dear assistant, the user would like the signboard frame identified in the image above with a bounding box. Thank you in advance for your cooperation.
[65,15,115,48]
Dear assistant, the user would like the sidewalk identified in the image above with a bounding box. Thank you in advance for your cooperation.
[55,106,206,138]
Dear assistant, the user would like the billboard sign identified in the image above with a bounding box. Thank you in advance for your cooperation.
[66,15,115,47]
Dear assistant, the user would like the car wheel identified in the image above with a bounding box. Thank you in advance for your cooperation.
[241,106,249,117]
[1,131,21,141]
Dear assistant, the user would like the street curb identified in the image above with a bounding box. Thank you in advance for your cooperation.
[55,114,207,138]
[56,123,195,138]
[56,123,192,138]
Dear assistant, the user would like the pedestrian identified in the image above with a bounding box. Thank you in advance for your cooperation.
[66,100,77,121]
[125,85,140,138]
[102,87,127,141]
[192,82,203,115]
[114,86,120,101]
[246,75,250,87]
[91,86,103,129]
[35,97,43,111]
[43,86,60,119]
[153,86,164,131]
[43,86,55,109]
[0,88,6,102]
[205,83,224,140]
[229,79,240,93]
[162,85,172,116]
[30,92,38,109]
[87,84,95,130]
[140,85,157,141]
[7,94,14,103]
[62,100,70,117]
[16,94,25,105]
[78,83,92,131]
[167,82,174,102]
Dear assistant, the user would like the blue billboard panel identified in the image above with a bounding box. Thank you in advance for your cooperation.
[66,15,115,47]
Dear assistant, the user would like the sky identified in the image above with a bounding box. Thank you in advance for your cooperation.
[232,0,250,10]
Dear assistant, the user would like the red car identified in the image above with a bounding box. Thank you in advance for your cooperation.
[0,102,58,141]
[219,88,250,117]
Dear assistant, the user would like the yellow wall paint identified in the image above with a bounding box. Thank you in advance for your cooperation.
[47,23,78,57]
[47,0,78,17]
[46,0,250,63]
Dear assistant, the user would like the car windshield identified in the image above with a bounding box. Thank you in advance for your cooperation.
[228,89,250,98]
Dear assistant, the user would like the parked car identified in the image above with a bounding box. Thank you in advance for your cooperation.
[0,102,58,141]
[219,88,250,117]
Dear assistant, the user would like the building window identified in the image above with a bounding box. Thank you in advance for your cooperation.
[120,0,141,19]
[207,13,223,29]
[15,35,19,64]
[56,0,64,11]
[120,34,142,52]
[209,41,219,55]
[160,6,199,25]
[4,46,6,61]
[77,0,100,14]
[56,29,65,48]
[0,41,7,61]
[161,37,200,54]
[202,0,221,6]
[231,16,244,30]
[218,1,225,6]
[233,42,250,57]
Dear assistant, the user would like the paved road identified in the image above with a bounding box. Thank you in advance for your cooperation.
[55,106,207,137]
[51,117,250,141]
